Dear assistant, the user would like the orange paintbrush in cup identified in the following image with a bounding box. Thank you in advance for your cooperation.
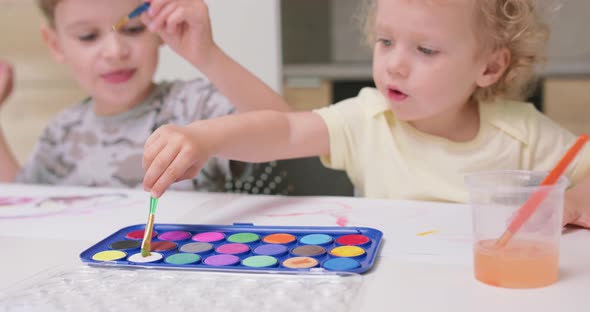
[496,134,589,247]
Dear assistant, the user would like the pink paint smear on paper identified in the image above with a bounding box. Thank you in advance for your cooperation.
[0,193,132,220]
[263,201,353,227]
[0,197,35,206]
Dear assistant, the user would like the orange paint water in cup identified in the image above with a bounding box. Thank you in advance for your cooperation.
[474,239,559,288]
[465,170,568,289]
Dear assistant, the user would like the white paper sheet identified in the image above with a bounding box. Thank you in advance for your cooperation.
[0,184,474,265]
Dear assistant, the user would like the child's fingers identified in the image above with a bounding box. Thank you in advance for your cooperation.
[176,163,200,182]
[147,1,178,33]
[562,206,578,227]
[143,134,167,171]
[164,6,188,34]
[150,150,203,198]
[143,130,163,170]
[140,14,152,28]
[143,143,181,193]
[146,0,168,17]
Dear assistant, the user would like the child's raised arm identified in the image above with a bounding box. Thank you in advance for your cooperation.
[143,110,329,197]
[0,60,20,182]
[143,0,290,113]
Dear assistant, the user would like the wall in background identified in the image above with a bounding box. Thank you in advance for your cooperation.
[546,1,590,65]
[157,0,282,92]
[281,0,331,64]
[282,0,590,67]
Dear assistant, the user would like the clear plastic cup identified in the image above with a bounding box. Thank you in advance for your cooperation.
[465,170,568,289]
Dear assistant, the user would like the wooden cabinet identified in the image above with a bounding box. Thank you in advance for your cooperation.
[1,1,83,163]
[283,79,332,111]
[543,78,590,135]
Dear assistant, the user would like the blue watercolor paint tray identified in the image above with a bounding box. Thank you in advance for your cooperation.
[80,223,383,274]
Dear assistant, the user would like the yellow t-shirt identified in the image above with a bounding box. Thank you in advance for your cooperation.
[314,87,590,202]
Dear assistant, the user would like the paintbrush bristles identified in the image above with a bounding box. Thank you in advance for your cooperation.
[140,214,155,257]
[112,16,130,31]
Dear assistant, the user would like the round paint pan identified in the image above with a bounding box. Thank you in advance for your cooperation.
[215,243,250,255]
[165,253,202,265]
[242,256,278,268]
[179,242,214,254]
[299,234,333,245]
[335,234,371,246]
[291,245,327,258]
[203,254,240,266]
[150,241,178,253]
[158,231,192,241]
[109,240,141,251]
[322,258,361,271]
[329,246,366,258]
[92,250,127,262]
[128,252,164,264]
[192,232,225,243]
[262,233,296,244]
[282,257,319,269]
[253,244,289,257]
[226,233,260,244]
[125,230,157,240]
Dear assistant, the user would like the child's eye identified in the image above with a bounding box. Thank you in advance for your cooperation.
[418,46,438,55]
[377,38,393,47]
[78,33,98,42]
[121,25,146,35]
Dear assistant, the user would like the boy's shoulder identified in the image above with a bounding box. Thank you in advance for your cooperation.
[158,78,220,100]
[47,97,93,127]
[154,78,234,121]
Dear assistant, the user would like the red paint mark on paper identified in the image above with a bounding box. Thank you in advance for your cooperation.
[336,216,349,227]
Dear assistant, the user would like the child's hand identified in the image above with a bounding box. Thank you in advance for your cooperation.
[563,174,590,229]
[143,124,211,198]
[143,0,216,68]
[0,61,14,107]
[563,202,590,229]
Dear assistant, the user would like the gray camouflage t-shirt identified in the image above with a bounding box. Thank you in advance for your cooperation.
[16,79,235,192]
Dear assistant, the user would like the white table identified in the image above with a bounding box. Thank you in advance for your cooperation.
[0,184,588,311]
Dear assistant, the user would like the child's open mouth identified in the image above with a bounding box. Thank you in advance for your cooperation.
[387,88,408,101]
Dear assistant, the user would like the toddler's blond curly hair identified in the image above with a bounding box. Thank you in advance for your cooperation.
[36,0,61,27]
[362,0,550,103]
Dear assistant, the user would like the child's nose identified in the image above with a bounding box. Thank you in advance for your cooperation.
[102,33,130,60]
[386,50,410,78]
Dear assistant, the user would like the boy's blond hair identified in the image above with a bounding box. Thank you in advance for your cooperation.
[37,0,61,26]
[362,0,550,103]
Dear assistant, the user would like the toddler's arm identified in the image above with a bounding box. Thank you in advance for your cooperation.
[143,0,291,113]
[0,61,20,181]
[143,110,329,197]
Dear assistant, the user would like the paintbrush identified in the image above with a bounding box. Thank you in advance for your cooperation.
[140,196,159,257]
[113,2,151,31]
[496,134,588,247]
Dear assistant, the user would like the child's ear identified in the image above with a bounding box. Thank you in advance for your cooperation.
[41,25,66,64]
[476,48,510,88]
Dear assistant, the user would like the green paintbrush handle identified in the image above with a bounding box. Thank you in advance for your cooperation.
[150,196,158,214]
